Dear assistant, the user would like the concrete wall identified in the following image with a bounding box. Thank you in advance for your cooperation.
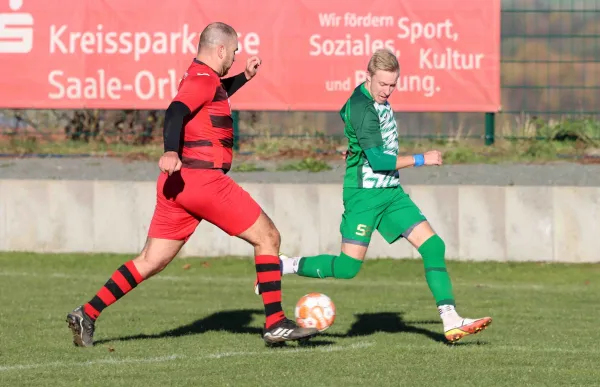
[0,179,598,263]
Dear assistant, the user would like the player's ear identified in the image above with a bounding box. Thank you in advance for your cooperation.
[217,45,225,59]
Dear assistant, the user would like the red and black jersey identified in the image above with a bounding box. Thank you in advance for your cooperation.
[172,59,237,172]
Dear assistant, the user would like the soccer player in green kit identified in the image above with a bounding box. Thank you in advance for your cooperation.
[255,49,492,343]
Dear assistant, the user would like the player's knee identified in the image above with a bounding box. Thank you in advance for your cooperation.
[264,225,281,250]
[249,226,281,252]
[423,234,445,253]
[438,236,446,252]
[133,248,174,278]
[247,212,281,250]
[418,234,446,264]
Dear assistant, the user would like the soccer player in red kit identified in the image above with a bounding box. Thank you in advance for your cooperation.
[66,22,319,347]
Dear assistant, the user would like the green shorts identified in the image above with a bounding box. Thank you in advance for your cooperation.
[339,187,427,245]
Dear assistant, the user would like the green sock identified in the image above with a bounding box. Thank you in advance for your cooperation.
[418,235,456,306]
[297,252,363,279]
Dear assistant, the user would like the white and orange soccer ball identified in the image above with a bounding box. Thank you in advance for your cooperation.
[294,292,336,332]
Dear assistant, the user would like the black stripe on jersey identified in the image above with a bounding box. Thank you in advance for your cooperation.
[212,87,229,102]
[183,140,213,147]
[219,138,234,148]
[184,139,234,149]
[210,115,233,129]
[181,157,232,171]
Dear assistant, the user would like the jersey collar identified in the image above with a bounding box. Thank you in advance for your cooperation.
[193,58,220,77]
[359,82,374,100]
[359,81,389,106]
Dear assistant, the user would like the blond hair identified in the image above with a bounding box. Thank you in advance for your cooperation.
[367,49,400,76]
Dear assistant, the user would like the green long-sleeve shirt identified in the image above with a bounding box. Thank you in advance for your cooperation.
[340,82,400,189]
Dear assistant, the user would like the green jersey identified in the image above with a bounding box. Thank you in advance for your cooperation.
[340,82,400,189]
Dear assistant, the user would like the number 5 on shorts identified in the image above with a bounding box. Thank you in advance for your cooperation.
[356,224,370,237]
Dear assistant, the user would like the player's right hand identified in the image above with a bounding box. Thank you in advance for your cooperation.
[158,151,182,175]
[423,150,443,166]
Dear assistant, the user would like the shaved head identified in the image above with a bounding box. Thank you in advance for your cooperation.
[198,22,238,51]
[196,22,239,77]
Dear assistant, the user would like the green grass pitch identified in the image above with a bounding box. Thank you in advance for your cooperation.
[1,252,599,386]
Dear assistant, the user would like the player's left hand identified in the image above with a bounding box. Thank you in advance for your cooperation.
[244,56,262,80]
[158,151,182,175]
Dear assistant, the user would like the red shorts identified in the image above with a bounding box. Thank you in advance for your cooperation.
[148,168,262,241]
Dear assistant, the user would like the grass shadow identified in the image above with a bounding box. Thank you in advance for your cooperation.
[94,309,487,347]
[95,309,333,347]
[322,311,448,344]
[95,309,264,345]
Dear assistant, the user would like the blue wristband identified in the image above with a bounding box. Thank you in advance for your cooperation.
[413,154,425,167]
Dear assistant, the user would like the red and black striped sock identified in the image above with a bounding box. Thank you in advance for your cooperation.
[83,261,144,321]
[255,255,285,329]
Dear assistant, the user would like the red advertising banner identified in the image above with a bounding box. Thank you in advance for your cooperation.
[0,0,500,112]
